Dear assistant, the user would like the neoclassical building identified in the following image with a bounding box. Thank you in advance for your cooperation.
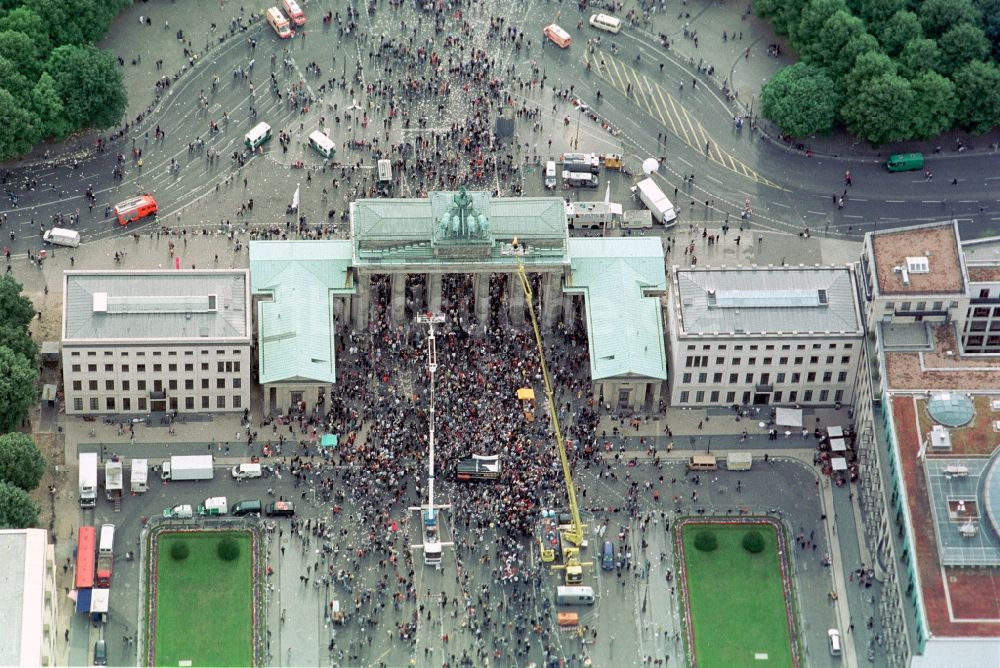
[249,190,668,414]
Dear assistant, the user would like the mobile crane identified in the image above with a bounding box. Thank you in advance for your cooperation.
[507,239,591,584]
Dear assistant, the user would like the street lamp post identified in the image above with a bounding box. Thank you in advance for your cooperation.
[574,106,583,150]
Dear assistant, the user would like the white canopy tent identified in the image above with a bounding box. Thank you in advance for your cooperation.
[775,407,803,428]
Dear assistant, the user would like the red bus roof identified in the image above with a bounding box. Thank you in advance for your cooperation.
[75,526,96,589]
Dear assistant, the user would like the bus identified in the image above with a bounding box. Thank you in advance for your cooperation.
[75,526,96,591]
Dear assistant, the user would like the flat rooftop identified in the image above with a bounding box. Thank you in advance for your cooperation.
[870,222,965,296]
[885,324,1000,391]
[63,270,251,343]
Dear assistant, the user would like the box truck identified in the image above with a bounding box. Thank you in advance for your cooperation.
[79,452,98,508]
[160,455,214,481]
[632,177,677,225]
[130,459,148,493]
[95,524,114,588]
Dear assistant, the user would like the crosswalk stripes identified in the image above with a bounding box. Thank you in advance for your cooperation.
[586,50,782,189]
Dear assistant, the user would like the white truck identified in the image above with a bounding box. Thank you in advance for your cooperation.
[79,452,98,508]
[565,200,622,229]
[632,177,677,225]
[130,458,148,493]
[104,459,123,502]
[160,455,214,482]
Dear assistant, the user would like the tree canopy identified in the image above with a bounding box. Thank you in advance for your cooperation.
[0,432,45,491]
[0,0,130,160]
[757,0,1000,140]
[0,347,37,433]
[0,480,40,529]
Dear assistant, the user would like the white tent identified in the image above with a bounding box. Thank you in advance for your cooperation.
[775,407,803,428]
[831,457,848,471]
[830,438,847,452]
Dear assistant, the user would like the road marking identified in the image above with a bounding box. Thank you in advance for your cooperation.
[806,210,827,216]
[885,200,905,203]
[585,49,782,189]
[850,197,868,202]
[843,214,863,219]
[879,217,900,221]
[770,201,790,208]
[705,174,723,185]
[958,200,978,203]
[921,200,942,204]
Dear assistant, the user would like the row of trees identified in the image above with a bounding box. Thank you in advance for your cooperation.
[0,276,44,529]
[0,0,130,160]
[757,0,1000,144]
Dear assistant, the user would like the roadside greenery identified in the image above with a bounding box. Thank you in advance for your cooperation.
[0,0,130,160]
[757,0,1000,143]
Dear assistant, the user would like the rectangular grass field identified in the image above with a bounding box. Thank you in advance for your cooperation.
[682,524,794,667]
[154,531,253,667]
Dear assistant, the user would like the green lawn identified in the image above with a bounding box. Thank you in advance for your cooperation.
[153,531,253,667]
[682,524,794,668]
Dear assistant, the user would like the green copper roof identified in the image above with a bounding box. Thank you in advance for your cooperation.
[566,237,667,381]
[249,241,354,385]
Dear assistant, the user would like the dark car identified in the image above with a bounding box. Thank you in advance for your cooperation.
[93,639,107,666]
[601,540,615,571]
[265,501,295,517]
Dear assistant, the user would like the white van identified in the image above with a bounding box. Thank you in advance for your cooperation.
[544,161,557,189]
[563,171,599,188]
[245,121,272,150]
[232,462,263,479]
[828,629,842,656]
[377,159,393,182]
[43,228,80,247]
[589,14,622,34]
[556,585,595,605]
[198,496,229,516]
[308,130,335,159]
[98,524,115,555]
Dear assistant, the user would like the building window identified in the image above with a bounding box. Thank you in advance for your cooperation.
[104,364,113,372]
[682,373,692,383]
[709,391,719,402]
[776,373,786,383]
[713,373,722,383]
[71,364,81,372]
[90,398,99,411]
[138,380,146,391]
[763,357,772,365]
[185,379,194,390]
[217,396,226,409]
[844,344,853,349]
[748,358,756,365]
[153,364,162,372]
[837,372,847,383]
[822,372,832,383]
[122,381,130,391]
[138,398,147,411]
[74,398,83,411]
[834,389,844,402]
[153,351,161,356]
[88,364,97,372]
[202,363,209,371]
[729,373,738,384]
[122,398,131,411]
[202,396,210,409]
[732,358,742,366]
[716,357,725,365]
[789,391,797,403]
[698,373,708,383]
[72,380,82,391]
[89,380,98,391]
[105,380,114,391]
[933,301,943,311]
[679,391,690,403]
[794,357,803,365]
[750,345,759,351]
[803,390,813,402]
[825,356,833,364]
[773,391,783,403]
[809,356,819,364]
[695,391,705,403]
[233,378,242,389]
[137,364,146,372]
[168,364,177,372]
[186,397,194,410]
[185,364,194,372]
[819,389,829,402]
[121,365,129,373]
[725,392,735,403]
[734,345,743,351]
[225,361,234,372]
[217,378,226,389]
[807,372,816,382]
[745,373,754,383]
[202,378,209,389]
[169,380,177,391]
[184,351,193,356]
[232,395,242,408]
[218,361,225,373]
[791,373,801,383]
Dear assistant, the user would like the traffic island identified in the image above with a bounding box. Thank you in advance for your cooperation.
[675,517,801,668]
[140,521,266,667]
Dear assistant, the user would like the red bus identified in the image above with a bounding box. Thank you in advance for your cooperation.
[75,526,96,590]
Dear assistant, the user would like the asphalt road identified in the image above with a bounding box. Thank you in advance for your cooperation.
[1,0,999,265]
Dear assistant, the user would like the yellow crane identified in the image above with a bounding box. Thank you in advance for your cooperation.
[509,240,591,584]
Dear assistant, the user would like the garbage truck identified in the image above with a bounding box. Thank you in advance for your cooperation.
[160,455,214,482]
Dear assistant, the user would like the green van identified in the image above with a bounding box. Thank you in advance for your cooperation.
[885,153,924,172]
[244,122,272,150]
[232,499,262,516]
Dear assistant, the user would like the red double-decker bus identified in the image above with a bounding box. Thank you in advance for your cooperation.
[75,526,96,590]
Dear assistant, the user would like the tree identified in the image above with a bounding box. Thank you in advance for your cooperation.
[0,8,50,54]
[0,347,37,432]
[0,277,35,331]
[761,63,841,136]
[218,536,241,561]
[756,0,811,36]
[0,323,39,363]
[937,23,991,76]
[953,60,1000,133]
[897,38,943,77]
[842,73,915,143]
[831,32,882,81]
[0,480,40,529]
[843,50,899,90]
[918,0,980,39]
[978,0,1000,60]
[46,44,126,130]
[694,531,719,552]
[908,71,957,137]
[0,30,42,82]
[170,541,190,561]
[879,10,923,55]
[860,0,905,27]
[0,433,45,491]
[813,11,867,70]
[742,530,766,553]
[795,0,849,60]
[30,72,66,139]
[0,87,38,161]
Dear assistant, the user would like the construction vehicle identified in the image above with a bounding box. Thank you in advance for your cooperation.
[517,387,537,422]
[508,241,591,584]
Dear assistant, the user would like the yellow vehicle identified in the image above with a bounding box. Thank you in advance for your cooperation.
[517,388,536,422]
[603,153,623,170]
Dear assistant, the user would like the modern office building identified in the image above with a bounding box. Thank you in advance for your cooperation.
[666,265,864,407]
[61,270,251,415]
[0,529,59,667]
[852,221,1000,668]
